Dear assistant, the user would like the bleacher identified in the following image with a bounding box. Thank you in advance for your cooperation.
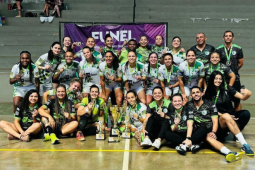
[0,0,254,103]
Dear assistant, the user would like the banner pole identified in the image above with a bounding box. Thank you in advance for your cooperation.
[133,0,136,23]
[59,22,61,43]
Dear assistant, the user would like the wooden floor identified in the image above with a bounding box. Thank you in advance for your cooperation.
[0,103,254,170]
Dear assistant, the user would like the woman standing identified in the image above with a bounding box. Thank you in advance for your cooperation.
[170,36,186,66]
[136,35,152,64]
[10,51,40,112]
[79,46,101,97]
[158,53,180,100]
[122,51,146,104]
[99,51,123,106]
[143,52,161,105]
[35,42,62,96]
[0,89,42,142]
[39,84,78,144]
[151,35,166,63]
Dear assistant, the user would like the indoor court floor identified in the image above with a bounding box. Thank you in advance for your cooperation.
[0,103,254,170]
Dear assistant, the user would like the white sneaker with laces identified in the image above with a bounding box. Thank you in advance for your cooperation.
[152,139,161,149]
[140,138,152,147]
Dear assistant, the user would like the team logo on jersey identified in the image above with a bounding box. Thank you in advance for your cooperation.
[202,110,207,115]
[232,51,236,55]
[163,108,168,113]
[182,115,187,121]
[205,51,210,55]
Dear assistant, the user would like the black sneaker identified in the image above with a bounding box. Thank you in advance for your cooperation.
[190,145,200,154]
[176,146,186,155]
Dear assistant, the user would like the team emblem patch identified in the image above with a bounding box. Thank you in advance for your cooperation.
[182,115,187,121]
[205,51,210,55]
[202,110,207,115]
[232,51,236,55]
[163,108,168,113]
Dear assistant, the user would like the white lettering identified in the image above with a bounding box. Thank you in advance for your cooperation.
[99,32,104,42]
[120,30,128,41]
[92,32,99,39]
[110,31,119,41]
[91,30,133,42]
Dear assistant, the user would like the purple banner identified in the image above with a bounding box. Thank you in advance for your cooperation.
[64,23,166,52]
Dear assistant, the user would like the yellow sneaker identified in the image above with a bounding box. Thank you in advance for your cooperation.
[226,152,242,163]
[50,133,59,144]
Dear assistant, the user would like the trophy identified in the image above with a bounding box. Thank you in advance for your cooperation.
[108,105,121,143]
[122,115,131,139]
[96,117,105,140]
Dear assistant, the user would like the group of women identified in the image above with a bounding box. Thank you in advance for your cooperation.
[0,34,253,162]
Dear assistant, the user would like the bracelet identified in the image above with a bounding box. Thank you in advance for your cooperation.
[85,108,89,113]
[186,137,191,140]
[212,131,216,134]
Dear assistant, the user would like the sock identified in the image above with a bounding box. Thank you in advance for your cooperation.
[235,132,247,145]
[46,126,53,134]
[220,146,231,155]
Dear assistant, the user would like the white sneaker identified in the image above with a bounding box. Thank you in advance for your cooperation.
[152,139,161,149]
[140,138,152,147]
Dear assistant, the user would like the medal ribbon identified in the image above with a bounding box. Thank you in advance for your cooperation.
[210,63,220,73]
[188,61,196,84]
[214,90,220,104]
[165,65,173,83]
[224,46,232,61]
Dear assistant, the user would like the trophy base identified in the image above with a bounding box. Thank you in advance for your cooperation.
[110,128,119,137]
[122,132,131,139]
[96,133,106,140]
[108,136,120,143]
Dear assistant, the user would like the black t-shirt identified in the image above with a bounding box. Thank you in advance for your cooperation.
[43,99,76,127]
[216,44,243,81]
[190,44,215,65]
[168,105,194,133]
[146,99,171,124]
[187,99,218,129]
[204,63,232,84]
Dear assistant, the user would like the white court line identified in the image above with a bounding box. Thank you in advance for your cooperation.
[122,139,130,170]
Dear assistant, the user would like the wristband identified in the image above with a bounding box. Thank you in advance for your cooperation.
[186,137,191,140]
[85,108,89,113]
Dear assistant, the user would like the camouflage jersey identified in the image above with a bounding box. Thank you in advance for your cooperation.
[158,64,180,86]
[190,44,215,65]
[136,46,152,64]
[10,63,39,87]
[99,61,122,86]
[143,63,161,89]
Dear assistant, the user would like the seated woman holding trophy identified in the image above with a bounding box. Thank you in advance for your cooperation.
[141,86,171,148]
[124,90,147,145]
[76,84,105,141]
[38,84,78,145]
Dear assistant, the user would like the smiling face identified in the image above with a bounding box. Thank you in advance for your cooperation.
[51,44,61,55]
[65,52,74,64]
[172,38,181,49]
[56,86,66,100]
[86,38,95,48]
[164,55,173,67]
[105,52,114,65]
[63,37,71,47]
[223,32,234,44]
[186,50,196,64]
[191,88,202,102]
[196,33,207,46]
[90,87,99,99]
[214,74,223,87]
[172,96,183,110]
[70,82,81,92]
[20,53,31,67]
[82,48,92,60]
[126,92,136,106]
[139,36,148,47]
[152,88,163,101]
[155,35,163,46]
[149,53,158,65]
[29,92,39,104]
[105,37,113,48]
[128,51,137,64]
[210,53,220,65]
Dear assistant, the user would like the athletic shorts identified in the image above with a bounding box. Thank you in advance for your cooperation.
[13,85,36,97]
[105,83,121,92]
[184,86,191,96]
[165,87,179,96]
[40,83,53,96]
[129,85,144,95]
[82,83,102,93]
[231,81,241,104]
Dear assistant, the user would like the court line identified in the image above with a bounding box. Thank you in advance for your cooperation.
[0,148,220,154]
[122,139,130,170]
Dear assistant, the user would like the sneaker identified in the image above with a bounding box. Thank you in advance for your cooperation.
[176,145,186,155]
[226,152,242,162]
[76,131,85,141]
[140,138,152,147]
[190,145,200,154]
[152,139,161,150]
[43,133,51,142]
[50,133,59,144]
[241,144,254,156]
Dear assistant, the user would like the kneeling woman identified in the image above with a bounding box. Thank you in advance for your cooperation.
[39,84,78,144]
[125,90,147,144]
[122,51,146,104]
[76,85,105,141]
[0,89,42,142]
[99,51,123,106]
[140,86,171,148]
[162,93,207,154]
